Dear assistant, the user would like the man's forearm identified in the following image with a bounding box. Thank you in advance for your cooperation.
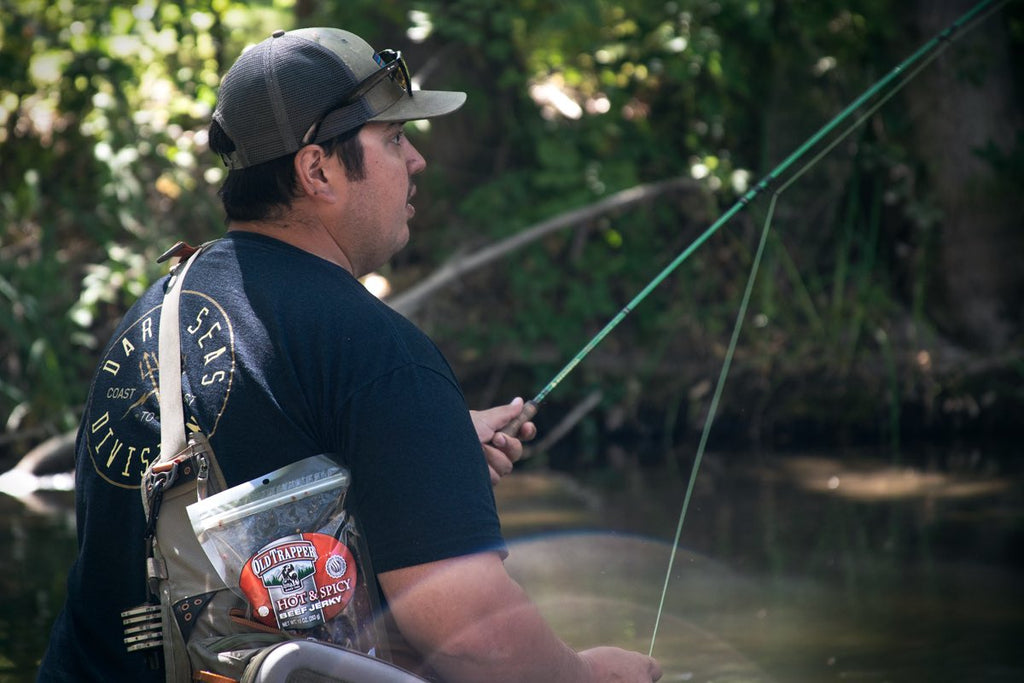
[378,553,659,682]
[414,580,589,682]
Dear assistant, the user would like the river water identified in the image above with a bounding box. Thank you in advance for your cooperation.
[1,445,1021,682]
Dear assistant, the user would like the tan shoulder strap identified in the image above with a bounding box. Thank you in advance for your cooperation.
[157,247,204,462]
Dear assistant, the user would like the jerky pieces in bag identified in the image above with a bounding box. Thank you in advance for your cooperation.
[187,455,384,653]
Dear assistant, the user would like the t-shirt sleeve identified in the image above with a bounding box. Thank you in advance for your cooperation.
[341,363,506,573]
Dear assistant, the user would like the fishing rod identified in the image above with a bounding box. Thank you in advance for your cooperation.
[643,0,1013,660]
[500,0,1010,441]
[491,0,1011,660]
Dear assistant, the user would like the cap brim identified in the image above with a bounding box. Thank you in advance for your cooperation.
[310,89,467,144]
[369,89,467,124]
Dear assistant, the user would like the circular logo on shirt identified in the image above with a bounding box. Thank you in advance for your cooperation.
[84,291,234,488]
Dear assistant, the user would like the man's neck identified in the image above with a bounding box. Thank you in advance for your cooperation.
[227,219,355,274]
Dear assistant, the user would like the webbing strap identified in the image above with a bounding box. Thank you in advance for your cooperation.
[157,248,204,463]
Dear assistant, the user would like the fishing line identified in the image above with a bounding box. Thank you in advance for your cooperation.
[497,0,1010,660]
[648,194,775,656]
[647,0,1010,657]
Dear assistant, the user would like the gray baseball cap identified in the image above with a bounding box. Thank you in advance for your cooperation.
[213,27,466,169]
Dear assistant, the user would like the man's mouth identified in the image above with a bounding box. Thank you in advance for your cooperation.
[407,185,417,216]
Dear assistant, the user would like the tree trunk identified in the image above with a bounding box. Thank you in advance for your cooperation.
[907,0,1023,351]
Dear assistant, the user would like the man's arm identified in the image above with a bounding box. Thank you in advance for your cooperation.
[378,552,662,683]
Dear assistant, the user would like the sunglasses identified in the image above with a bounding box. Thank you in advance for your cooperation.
[301,49,412,145]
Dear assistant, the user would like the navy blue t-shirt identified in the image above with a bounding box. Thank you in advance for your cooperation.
[38,233,504,682]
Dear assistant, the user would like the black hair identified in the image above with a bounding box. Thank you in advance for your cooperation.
[209,120,366,223]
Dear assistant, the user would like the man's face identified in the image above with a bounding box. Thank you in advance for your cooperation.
[341,122,426,277]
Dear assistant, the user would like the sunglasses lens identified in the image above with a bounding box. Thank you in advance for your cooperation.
[374,49,397,68]
[375,50,411,96]
[392,62,410,94]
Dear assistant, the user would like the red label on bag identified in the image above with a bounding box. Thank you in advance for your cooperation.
[239,532,357,631]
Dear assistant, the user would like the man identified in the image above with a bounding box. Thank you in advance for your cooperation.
[39,27,662,682]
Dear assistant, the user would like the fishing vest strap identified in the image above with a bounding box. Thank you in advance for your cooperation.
[125,241,240,681]
[157,245,201,481]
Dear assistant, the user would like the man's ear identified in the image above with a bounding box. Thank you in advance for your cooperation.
[294,145,340,201]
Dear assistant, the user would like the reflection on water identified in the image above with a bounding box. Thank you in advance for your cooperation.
[506,533,771,682]
[1,448,1021,681]
[495,449,1024,682]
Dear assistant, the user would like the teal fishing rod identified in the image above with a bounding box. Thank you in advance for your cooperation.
[501,0,1010,439]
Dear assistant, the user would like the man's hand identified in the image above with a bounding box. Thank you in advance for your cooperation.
[470,397,537,485]
[580,647,663,682]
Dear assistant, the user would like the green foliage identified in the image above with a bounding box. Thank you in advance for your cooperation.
[0,0,285,442]
[0,0,1019,456]
[409,1,912,405]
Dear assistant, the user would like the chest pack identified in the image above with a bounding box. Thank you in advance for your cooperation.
[120,242,425,683]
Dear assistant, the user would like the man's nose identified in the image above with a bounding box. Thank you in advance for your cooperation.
[406,139,427,174]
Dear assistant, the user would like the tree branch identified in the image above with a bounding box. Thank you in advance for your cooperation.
[387,176,700,316]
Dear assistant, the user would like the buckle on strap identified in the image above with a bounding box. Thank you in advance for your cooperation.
[141,444,204,597]
[143,443,207,532]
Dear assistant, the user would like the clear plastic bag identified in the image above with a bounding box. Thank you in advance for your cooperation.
[187,455,382,652]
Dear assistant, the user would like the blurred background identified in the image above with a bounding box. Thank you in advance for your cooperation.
[1,0,1022,680]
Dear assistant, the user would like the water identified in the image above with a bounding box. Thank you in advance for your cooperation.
[497,447,1024,682]
[0,489,76,680]
[1,446,1021,682]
